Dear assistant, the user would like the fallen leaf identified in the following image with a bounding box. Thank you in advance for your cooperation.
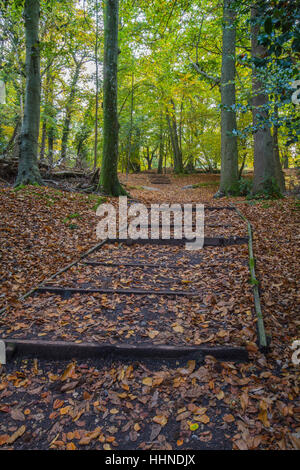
[8,425,26,444]
[223,414,235,423]
[10,408,25,421]
[53,399,64,410]
[235,439,248,450]
[190,423,199,431]
[0,435,9,446]
[61,362,76,381]
[60,406,71,415]
[66,442,77,450]
[198,414,210,424]
[142,377,153,386]
[148,330,159,339]
[150,424,161,441]
[153,415,168,426]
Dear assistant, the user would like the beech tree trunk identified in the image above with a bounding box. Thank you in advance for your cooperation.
[251,6,278,195]
[94,0,99,171]
[98,0,125,195]
[16,0,42,186]
[218,0,238,196]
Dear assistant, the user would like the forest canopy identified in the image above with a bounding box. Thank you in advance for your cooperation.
[0,0,299,196]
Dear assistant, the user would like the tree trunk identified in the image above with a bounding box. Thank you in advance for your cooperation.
[272,103,286,192]
[16,0,42,186]
[238,153,247,180]
[145,147,153,170]
[46,70,56,167]
[147,148,151,171]
[48,128,54,167]
[98,0,125,195]
[218,0,238,196]
[126,69,134,177]
[251,5,277,195]
[166,102,183,173]
[39,64,51,162]
[157,139,164,174]
[94,0,99,171]
[39,119,46,161]
[157,116,164,174]
[60,60,82,161]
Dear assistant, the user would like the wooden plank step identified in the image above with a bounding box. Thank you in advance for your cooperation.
[3,338,249,361]
[35,286,199,297]
[145,206,235,211]
[82,261,182,269]
[106,237,248,247]
[148,180,171,185]
[139,224,233,229]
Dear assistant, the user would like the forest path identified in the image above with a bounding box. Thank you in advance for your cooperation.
[0,175,298,450]
[0,203,251,356]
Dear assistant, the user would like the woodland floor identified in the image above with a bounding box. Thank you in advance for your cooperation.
[0,172,299,450]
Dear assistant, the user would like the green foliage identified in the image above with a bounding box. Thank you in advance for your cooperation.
[225,176,284,200]
[1,0,298,178]
[225,178,253,197]
[13,184,27,192]
[247,177,284,200]
[13,183,41,192]
[62,212,81,224]
[249,276,259,286]
[67,223,79,230]
[91,196,107,211]
[293,200,300,211]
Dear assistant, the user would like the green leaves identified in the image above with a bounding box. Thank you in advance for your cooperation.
[264,17,273,35]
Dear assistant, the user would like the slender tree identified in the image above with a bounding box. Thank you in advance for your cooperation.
[46,71,56,167]
[157,113,164,174]
[126,68,134,177]
[16,0,42,186]
[98,0,126,195]
[39,64,51,162]
[166,100,183,173]
[217,0,238,196]
[93,0,100,171]
[60,56,83,161]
